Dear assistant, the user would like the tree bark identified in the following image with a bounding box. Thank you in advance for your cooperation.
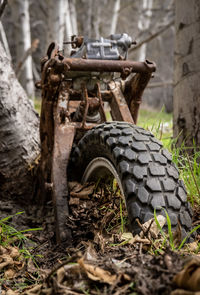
[0,21,11,60]
[137,0,153,61]
[109,0,120,35]
[69,0,78,36]
[81,0,92,37]
[0,42,40,199]
[11,0,35,98]
[64,0,73,55]
[173,0,200,149]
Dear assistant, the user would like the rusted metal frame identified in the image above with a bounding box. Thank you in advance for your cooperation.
[108,81,134,124]
[61,58,156,75]
[39,59,63,205]
[124,72,152,124]
[51,80,74,243]
[96,83,107,122]
[69,89,113,102]
[81,84,89,128]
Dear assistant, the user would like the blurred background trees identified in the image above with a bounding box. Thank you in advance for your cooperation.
[0,0,174,111]
[0,0,199,150]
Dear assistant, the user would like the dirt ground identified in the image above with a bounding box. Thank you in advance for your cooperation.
[0,183,200,295]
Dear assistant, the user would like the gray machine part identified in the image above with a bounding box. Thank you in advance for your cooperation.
[71,33,133,60]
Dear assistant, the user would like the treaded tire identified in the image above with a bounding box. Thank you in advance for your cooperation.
[69,122,192,237]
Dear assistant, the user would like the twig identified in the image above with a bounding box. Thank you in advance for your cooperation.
[45,254,81,285]
[147,81,173,88]
[130,19,174,52]
[16,39,39,78]
[136,218,156,249]
[0,0,7,19]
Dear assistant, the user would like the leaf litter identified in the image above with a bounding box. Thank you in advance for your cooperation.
[0,181,200,295]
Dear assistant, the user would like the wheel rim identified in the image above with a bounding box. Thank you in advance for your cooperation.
[81,157,125,197]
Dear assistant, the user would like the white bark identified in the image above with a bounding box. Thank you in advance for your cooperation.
[69,0,78,35]
[46,0,66,50]
[0,42,40,198]
[137,0,153,61]
[109,0,120,35]
[11,0,35,98]
[64,0,73,55]
[0,21,11,60]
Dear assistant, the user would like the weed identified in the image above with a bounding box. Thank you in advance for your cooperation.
[0,212,43,265]
[153,208,200,252]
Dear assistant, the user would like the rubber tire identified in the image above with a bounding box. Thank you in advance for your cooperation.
[69,122,192,237]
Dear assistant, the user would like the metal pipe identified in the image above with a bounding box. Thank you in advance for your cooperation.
[61,58,156,74]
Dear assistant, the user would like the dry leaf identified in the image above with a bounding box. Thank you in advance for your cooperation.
[186,242,199,253]
[173,259,200,291]
[69,181,95,199]
[121,232,150,245]
[4,268,15,279]
[69,197,80,205]
[78,258,117,284]
[84,243,98,262]
[0,254,14,270]
[9,247,20,259]
[5,289,18,295]
[57,267,65,284]
[23,285,43,295]
[141,215,166,238]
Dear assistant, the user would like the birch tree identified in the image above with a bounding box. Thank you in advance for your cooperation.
[0,42,40,199]
[109,0,120,35]
[173,0,200,149]
[64,0,73,54]
[137,0,153,61]
[11,0,35,98]
[69,0,77,36]
[0,21,11,59]
[46,0,66,49]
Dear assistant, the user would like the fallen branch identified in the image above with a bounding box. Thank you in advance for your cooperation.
[147,81,173,88]
[16,39,39,78]
[130,19,174,52]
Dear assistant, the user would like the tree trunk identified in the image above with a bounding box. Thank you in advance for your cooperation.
[46,0,66,50]
[11,0,35,98]
[0,21,11,60]
[173,0,200,149]
[69,0,78,36]
[64,0,73,55]
[0,42,40,199]
[81,0,92,37]
[109,0,120,35]
[137,0,153,61]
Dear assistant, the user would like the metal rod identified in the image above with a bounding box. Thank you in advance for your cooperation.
[60,58,156,74]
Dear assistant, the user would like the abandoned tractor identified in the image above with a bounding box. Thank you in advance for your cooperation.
[37,34,192,243]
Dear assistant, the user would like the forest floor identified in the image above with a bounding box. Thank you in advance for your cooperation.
[1,107,200,295]
[0,182,200,295]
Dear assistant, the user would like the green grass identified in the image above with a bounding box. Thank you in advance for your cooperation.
[0,212,43,264]
[172,145,200,205]
[34,97,41,114]
[154,208,200,253]
[138,107,173,147]
[138,107,200,206]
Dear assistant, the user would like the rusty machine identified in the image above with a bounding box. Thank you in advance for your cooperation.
[37,33,192,243]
